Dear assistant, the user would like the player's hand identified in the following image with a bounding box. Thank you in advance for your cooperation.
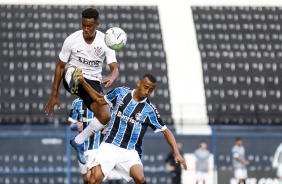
[174,153,188,171]
[45,96,60,116]
[101,77,114,87]
[102,127,108,135]
[244,160,250,166]
[167,165,175,171]
[77,122,83,131]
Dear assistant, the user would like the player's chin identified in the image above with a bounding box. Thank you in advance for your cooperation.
[83,33,91,38]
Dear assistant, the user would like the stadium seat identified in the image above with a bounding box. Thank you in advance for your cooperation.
[192,6,282,124]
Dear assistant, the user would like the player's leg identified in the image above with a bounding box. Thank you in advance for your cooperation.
[89,165,104,184]
[82,172,90,184]
[129,164,146,184]
[78,161,89,184]
[63,66,82,94]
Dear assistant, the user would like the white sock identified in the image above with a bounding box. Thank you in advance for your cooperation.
[75,117,105,144]
[64,67,75,88]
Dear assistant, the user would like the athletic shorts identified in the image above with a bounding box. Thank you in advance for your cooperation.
[196,171,208,181]
[78,149,98,174]
[234,168,247,179]
[107,169,122,180]
[63,73,104,110]
[89,142,143,182]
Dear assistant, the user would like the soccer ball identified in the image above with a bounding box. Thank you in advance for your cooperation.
[104,27,127,51]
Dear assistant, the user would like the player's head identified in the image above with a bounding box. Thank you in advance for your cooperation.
[235,137,243,146]
[136,74,156,100]
[199,140,207,149]
[81,7,100,39]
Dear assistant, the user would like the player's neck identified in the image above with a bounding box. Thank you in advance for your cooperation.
[83,31,96,44]
[133,90,145,102]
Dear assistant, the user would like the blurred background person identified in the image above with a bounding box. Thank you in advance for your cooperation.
[165,142,184,184]
[194,140,210,184]
[232,137,250,184]
[272,142,282,184]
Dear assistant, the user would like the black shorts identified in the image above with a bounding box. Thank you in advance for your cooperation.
[63,77,104,110]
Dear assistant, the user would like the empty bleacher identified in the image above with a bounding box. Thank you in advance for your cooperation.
[0,5,173,125]
[192,6,282,124]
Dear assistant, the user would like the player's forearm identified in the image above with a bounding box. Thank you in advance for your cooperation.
[80,79,107,106]
[235,157,247,164]
[163,129,180,155]
[51,61,65,96]
[109,67,119,82]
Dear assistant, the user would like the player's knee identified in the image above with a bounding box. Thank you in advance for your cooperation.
[133,174,146,184]
[96,113,111,125]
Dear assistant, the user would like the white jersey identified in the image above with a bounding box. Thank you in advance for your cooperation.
[59,30,117,81]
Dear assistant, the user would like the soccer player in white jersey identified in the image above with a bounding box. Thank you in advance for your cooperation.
[194,141,210,184]
[76,73,188,184]
[45,7,119,164]
[232,137,250,184]
[272,142,282,184]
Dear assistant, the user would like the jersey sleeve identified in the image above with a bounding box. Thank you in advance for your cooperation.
[146,103,167,133]
[104,45,117,64]
[59,36,73,63]
[68,100,79,123]
[232,147,239,158]
[104,87,121,108]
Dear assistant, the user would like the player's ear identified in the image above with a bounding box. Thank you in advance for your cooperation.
[137,80,141,87]
[96,20,100,28]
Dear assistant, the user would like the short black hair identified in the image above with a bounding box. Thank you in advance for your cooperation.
[81,7,99,20]
[200,140,207,144]
[235,137,242,141]
[142,74,156,83]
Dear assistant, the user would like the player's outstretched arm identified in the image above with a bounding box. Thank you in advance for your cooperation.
[45,60,66,115]
[102,62,119,87]
[162,128,188,170]
[80,77,107,106]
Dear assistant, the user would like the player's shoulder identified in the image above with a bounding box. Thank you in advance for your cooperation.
[116,86,132,92]
[194,149,200,154]
[65,30,83,41]
[232,145,238,151]
[96,30,105,37]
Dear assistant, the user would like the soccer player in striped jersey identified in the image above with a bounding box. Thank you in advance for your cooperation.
[79,73,188,184]
[69,98,102,184]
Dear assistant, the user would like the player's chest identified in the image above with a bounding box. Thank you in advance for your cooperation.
[72,41,106,58]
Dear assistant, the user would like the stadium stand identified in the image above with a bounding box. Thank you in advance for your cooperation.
[0,5,173,125]
[192,6,282,124]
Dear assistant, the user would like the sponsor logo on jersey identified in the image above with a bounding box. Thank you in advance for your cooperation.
[114,110,140,125]
[94,46,103,57]
[78,57,101,67]
[149,102,161,118]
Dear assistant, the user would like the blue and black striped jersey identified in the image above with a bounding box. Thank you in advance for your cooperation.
[103,87,167,155]
[69,98,101,150]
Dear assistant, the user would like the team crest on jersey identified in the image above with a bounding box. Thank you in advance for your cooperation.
[135,113,142,121]
[93,46,103,57]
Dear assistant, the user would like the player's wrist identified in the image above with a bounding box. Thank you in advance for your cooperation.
[71,124,78,131]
